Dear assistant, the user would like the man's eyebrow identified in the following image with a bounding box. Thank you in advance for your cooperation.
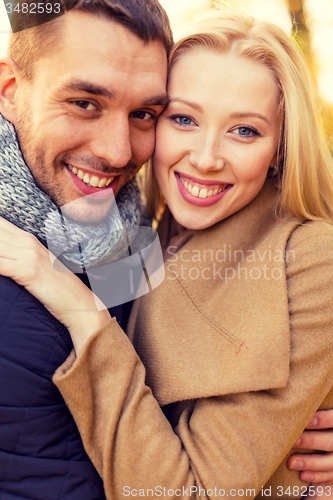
[62,80,114,99]
[230,112,271,125]
[169,98,203,113]
[62,81,169,109]
[142,94,170,108]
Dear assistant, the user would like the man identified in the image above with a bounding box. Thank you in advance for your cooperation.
[0,1,171,498]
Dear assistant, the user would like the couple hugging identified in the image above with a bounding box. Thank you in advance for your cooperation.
[0,0,333,498]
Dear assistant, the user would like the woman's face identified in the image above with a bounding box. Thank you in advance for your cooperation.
[153,48,282,230]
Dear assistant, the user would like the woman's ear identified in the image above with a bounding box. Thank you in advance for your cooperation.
[0,56,19,125]
[268,153,281,178]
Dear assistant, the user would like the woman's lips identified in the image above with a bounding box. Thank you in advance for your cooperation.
[175,172,232,207]
[65,163,120,199]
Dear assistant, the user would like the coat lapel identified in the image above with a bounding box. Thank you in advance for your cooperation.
[132,183,304,406]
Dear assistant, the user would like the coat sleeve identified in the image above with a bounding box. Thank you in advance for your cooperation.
[53,229,333,500]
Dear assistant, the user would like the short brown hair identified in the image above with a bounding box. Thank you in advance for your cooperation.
[8,0,173,80]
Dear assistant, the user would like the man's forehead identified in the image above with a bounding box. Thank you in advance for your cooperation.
[31,11,169,99]
[61,11,162,55]
[52,12,168,77]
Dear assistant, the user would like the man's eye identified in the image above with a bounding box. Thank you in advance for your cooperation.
[131,111,153,120]
[231,126,260,138]
[74,101,98,111]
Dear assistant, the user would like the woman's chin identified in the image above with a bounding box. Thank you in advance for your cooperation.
[170,209,218,231]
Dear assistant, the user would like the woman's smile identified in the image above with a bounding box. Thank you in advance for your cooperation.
[153,48,281,230]
[176,172,233,207]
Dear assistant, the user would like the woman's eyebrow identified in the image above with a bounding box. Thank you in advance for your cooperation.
[229,112,271,125]
[169,100,271,125]
[169,98,203,113]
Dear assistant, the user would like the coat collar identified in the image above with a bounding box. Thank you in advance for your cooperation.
[131,182,305,406]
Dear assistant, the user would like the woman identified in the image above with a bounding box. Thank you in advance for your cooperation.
[1,9,333,499]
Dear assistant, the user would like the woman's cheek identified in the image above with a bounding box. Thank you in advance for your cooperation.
[236,151,271,184]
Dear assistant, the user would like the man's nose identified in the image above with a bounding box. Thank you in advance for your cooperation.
[189,134,224,173]
[89,115,132,169]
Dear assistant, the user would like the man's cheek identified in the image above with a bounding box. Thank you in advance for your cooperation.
[139,130,156,163]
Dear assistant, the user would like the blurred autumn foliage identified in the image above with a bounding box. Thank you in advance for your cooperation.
[286,0,333,149]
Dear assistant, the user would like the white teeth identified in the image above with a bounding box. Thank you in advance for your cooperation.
[180,174,229,198]
[89,176,100,187]
[68,164,114,188]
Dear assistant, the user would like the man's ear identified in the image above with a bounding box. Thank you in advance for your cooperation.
[0,56,19,125]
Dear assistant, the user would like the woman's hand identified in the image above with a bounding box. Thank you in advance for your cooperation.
[288,409,333,483]
[0,217,110,354]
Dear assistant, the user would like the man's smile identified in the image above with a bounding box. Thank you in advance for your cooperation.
[66,163,115,188]
[65,163,121,199]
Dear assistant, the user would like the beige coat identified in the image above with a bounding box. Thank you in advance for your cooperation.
[54,182,333,499]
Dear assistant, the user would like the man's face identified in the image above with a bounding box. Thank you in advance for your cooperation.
[13,11,168,222]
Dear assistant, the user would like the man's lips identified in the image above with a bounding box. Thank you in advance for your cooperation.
[66,163,116,187]
[65,163,121,199]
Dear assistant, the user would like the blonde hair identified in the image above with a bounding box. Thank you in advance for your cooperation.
[145,10,333,223]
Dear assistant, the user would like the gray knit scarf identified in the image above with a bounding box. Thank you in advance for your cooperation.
[0,113,145,270]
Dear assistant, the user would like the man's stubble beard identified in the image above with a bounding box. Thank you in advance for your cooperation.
[15,110,140,223]
[15,112,69,210]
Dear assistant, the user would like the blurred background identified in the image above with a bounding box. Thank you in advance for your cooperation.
[0,0,332,144]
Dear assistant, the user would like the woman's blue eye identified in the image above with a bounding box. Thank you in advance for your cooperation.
[234,127,259,137]
[173,116,194,126]
[239,127,252,136]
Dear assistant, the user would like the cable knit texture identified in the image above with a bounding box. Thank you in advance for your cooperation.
[0,113,144,269]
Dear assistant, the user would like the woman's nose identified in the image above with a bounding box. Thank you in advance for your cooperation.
[188,135,224,173]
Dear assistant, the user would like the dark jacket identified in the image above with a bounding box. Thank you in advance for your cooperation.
[0,274,106,500]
